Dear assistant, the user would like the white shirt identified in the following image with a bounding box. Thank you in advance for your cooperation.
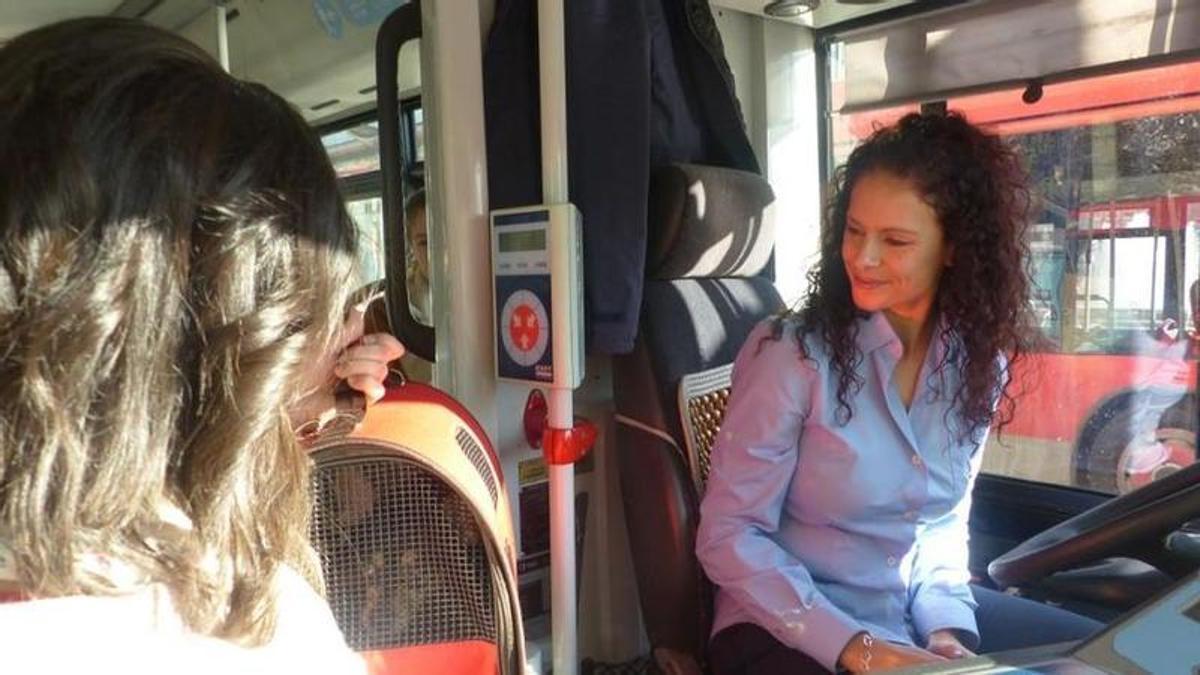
[0,564,365,675]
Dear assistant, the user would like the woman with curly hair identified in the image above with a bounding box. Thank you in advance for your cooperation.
[0,17,402,672]
[697,111,1102,674]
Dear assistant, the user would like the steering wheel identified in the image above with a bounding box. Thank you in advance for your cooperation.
[988,461,1200,588]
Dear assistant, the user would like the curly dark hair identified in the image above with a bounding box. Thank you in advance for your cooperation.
[777,110,1037,440]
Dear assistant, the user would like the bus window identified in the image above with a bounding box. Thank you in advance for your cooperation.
[404,102,425,165]
[1065,211,1168,352]
[398,98,429,326]
[322,119,386,286]
[320,106,432,385]
[346,197,386,285]
[836,60,1200,495]
[969,69,1199,496]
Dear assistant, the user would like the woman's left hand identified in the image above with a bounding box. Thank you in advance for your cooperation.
[289,296,406,437]
[926,630,975,659]
[333,331,407,403]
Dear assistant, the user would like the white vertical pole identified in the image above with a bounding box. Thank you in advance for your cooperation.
[537,0,577,674]
[547,401,576,675]
[215,3,230,73]
[422,1,499,441]
[538,0,570,202]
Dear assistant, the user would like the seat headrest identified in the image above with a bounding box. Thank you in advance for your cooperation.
[647,163,775,280]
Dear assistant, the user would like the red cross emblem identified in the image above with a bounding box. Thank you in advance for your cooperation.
[509,303,541,352]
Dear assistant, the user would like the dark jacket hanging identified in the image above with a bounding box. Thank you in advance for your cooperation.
[484,0,760,355]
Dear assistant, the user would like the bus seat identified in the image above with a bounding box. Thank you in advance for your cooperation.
[307,380,525,675]
[613,163,781,674]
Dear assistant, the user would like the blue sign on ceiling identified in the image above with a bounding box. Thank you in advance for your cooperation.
[338,0,407,27]
[312,0,343,39]
[314,0,407,39]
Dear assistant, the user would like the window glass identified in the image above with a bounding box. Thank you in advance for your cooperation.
[317,102,431,383]
[409,106,425,163]
[830,56,1200,495]
[398,100,430,330]
[983,76,1198,495]
[321,120,386,287]
[346,197,386,286]
[321,120,381,178]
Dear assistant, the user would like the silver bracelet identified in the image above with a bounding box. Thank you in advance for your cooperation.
[860,632,875,672]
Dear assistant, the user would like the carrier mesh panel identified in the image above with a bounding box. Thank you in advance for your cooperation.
[310,453,497,651]
[454,427,499,507]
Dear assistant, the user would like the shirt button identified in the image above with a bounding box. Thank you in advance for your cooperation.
[886,556,898,567]
[911,455,923,467]
[904,510,918,521]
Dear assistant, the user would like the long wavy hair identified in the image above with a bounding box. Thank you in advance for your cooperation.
[0,19,357,645]
[780,111,1037,440]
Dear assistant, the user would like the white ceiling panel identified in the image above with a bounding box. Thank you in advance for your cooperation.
[0,0,123,40]
[0,0,219,41]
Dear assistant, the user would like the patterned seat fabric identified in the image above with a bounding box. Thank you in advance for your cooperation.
[679,364,733,493]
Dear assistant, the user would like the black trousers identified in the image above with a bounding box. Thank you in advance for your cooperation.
[709,585,1105,675]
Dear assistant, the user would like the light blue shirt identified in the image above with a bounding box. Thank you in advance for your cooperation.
[696,312,989,671]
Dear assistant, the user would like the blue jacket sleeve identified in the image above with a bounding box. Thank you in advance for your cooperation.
[695,326,863,671]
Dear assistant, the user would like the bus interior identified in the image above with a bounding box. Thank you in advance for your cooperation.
[1,1,1198,673]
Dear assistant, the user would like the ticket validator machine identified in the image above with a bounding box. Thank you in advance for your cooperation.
[491,204,584,388]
